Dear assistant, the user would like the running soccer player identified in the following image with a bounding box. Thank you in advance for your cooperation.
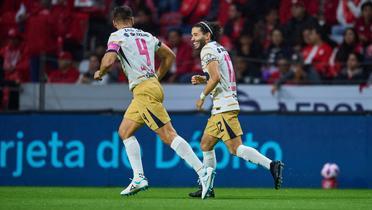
[188,21,284,198]
[94,6,214,199]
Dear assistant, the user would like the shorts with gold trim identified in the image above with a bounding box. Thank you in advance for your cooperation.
[204,110,243,141]
[124,78,171,131]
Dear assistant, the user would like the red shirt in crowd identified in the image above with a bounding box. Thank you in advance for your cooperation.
[24,6,58,56]
[302,42,334,77]
[279,0,319,24]
[171,40,196,75]
[48,67,79,83]
[354,17,372,44]
[0,42,29,82]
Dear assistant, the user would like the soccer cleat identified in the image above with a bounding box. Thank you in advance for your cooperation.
[199,167,215,199]
[270,160,284,190]
[120,175,149,196]
[189,186,215,198]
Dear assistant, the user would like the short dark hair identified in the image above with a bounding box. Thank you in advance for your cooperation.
[193,21,222,41]
[361,1,372,11]
[113,6,133,22]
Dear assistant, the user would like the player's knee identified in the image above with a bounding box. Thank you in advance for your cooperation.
[229,147,238,156]
[200,141,213,151]
[118,127,131,140]
[227,144,239,155]
[157,126,178,145]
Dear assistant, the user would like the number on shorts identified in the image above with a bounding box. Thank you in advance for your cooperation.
[217,121,225,133]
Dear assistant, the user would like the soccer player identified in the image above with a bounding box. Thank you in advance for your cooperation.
[94,6,214,199]
[188,21,284,198]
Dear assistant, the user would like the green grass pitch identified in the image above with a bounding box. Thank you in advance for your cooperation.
[1,187,371,210]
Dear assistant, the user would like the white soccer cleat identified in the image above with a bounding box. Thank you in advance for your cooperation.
[200,167,215,200]
[120,175,149,196]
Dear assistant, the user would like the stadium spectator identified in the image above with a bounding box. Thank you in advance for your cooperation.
[254,8,280,51]
[77,53,108,84]
[165,28,195,83]
[262,28,292,82]
[279,0,319,25]
[233,56,250,83]
[354,1,372,46]
[283,0,318,47]
[238,57,262,84]
[0,28,29,83]
[0,27,26,111]
[268,56,291,84]
[335,52,366,84]
[335,28,363,64]
[23,0,59,82]
[0,0,21,47]
[235,33,263,83]
[321,0,339,26]
[179,0,215,24]
[336,0,366,27]
[271,54,308,94]
[133,6,160,36]
[224,3,253,44]
[302,26,334,81]
[0,0,370,86]
[48,51,79,83]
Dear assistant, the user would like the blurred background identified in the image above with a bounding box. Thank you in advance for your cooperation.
[0,0,371,189]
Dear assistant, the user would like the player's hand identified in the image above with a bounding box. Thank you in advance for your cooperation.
[94,71,102,81]
[191,75,206,85]
[196,99,204,111]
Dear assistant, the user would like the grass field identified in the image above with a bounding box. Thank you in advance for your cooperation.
[1,187,371,210]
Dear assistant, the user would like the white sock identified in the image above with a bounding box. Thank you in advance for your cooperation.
[236,145,271,170]
[203,150,216,169]
[123,136,144,178]
[170,136,204,177]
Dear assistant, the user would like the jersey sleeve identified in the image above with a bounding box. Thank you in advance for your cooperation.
[201,46,219,67]
[152,35,162,51]
[106,32,122,53]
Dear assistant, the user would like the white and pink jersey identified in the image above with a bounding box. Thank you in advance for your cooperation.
[200,41,239,114]
[107,27,161,90]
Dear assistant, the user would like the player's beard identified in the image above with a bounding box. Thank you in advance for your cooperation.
[194,37,207,52]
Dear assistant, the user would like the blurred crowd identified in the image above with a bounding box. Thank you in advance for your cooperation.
[0,0,372,92]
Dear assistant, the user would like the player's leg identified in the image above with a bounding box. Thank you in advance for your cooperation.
[119,102,148,196]
[220,110,284,189]
[155,121,215,199]
[200,133,218,169]
[118,117,144,179]
[135,79,214,198]
[155,122,205,176]
[224,137,283,189]
[189,133,218,198]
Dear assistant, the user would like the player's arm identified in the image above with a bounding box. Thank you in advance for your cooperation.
[94,41,119,80]
[155,43,176,81]
[196,60,220,110]
[201,60,220,98]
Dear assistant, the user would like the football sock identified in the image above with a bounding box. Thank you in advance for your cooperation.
[123,136,144,179]
[236,145,271,170]
[170,136,204,177]
[203,150,216,169]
